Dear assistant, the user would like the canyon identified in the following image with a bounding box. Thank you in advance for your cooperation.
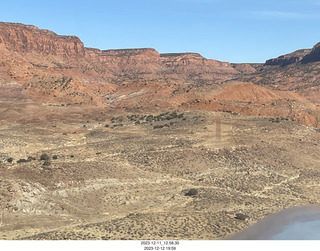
[1,22,320,128]
[1,22,320,240]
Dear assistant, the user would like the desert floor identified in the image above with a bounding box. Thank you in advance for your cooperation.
[1,99,320,240]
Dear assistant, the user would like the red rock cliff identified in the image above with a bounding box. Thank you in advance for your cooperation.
[85,47,161,72]
[0,22,241,84]
[0,22,85,57]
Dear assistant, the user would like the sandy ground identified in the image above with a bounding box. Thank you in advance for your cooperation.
[1,99,320,240]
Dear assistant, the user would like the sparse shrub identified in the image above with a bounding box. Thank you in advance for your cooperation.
[185,188,198,196]
[43,159,51,166]
[111,116,124,123]
[235,213,248,221]
[154,115,161,121]
[153,125,164,129]
[7,157,13,163]
[70,155,74,158]
[270,117,280,123]
[40,153,50,161]
[170,111,178,119]
[27,156,36,161]
[17,159,28,164]
[52,155,58,160]
[146,115,154,122]
[105,124,109,128]
[112,124,124,128]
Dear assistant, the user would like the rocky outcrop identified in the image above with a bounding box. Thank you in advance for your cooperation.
[0,22,85,57]
[160,52,236,72]
[301,42,320,64]
[85,47,161,74]
[160,52,239,84]
[265,49,311,66]
[231,63,256,74]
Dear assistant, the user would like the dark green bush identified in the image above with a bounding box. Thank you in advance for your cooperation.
[7,157,13,163]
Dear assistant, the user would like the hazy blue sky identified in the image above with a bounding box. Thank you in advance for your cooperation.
[1,0,320,63]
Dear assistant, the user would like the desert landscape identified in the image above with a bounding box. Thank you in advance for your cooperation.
[1,22,320,240]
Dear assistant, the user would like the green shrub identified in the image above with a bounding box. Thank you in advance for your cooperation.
[7,157,13,163]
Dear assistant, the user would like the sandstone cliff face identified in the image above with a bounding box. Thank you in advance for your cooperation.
[0,22,85,57]
[0,22,241,85]
[265,49,311,66]
[301,42,320,64]
[160,52,236,72]
[231,63,256,74]
[160,53,239,84]
[85,48,161,75]
[265,43,320,66]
